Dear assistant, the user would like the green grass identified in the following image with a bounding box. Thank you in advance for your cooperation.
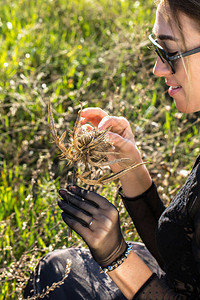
[0,0,199,298]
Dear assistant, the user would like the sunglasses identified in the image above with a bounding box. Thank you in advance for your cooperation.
[149,34,200,74]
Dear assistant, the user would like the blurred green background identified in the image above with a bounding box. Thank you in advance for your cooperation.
[0,0,199,298]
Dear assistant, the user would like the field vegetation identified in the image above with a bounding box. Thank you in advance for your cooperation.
[0,0,199,298]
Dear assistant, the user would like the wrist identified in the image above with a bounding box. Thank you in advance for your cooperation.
[96,238,127,269]
[99,242,133,273]
[119,181,155,202]
[108,251,153,300]
[120,165,152,198]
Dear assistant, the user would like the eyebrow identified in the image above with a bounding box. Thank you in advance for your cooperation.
[157,34,178,41]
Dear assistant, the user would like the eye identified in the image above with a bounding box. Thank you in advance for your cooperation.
[155,39,178,55]
[167,51,178,57]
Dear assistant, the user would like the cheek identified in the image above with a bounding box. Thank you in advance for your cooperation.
[190,77,200,108]
[187,57,200,94]
[173,59,200,113]
[184,61,200,112]
[180,57,200,90]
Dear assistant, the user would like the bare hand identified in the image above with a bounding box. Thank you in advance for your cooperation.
[81,107,142,174]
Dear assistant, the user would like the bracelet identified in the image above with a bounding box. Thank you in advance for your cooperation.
[99,242,133,273]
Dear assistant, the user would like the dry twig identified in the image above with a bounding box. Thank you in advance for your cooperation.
[24,259,71,300]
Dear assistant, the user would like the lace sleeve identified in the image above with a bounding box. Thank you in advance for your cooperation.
[191,184,200,275]
[133,274,187,300]
[119,182,165,268]
[189,160,200,276]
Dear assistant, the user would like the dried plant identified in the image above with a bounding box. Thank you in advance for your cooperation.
[48,101,146,185]
[24,259,71,300]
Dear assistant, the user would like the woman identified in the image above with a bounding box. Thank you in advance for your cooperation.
[24,0,200,299]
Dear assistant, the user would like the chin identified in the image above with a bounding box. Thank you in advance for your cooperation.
[174,97,197,114]
[175,104,200,114]
[174,102,188,113]
[174,91,200,113]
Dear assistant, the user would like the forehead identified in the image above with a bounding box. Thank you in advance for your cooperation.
[153,3,200,45]
[153,3,174,36]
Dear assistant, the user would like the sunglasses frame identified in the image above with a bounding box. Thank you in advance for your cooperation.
[149,34,200,74]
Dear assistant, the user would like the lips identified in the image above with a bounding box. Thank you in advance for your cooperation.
[165,80,182,97]
[168,85,182,96]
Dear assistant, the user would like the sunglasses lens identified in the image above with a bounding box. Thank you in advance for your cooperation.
[155,46,175,74]
[149,35,175,73]
[155,49,165,63]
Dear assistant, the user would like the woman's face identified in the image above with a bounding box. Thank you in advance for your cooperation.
[153,3,200,113]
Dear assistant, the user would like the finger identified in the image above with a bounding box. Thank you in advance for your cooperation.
[106,131,135,152]
[61,212,93,240]
[68,186,113,210]
[59,189,118,234]
[98,116,133,138]
[59,189,98,215]
[60,199,118,241]
[81,124,94,131]
[59,188,99,208]
[58,199,93,226]
[81,108,108,127]
[81,107,108,118]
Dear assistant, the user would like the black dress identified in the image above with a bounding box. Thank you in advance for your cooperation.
[24,155,200,299]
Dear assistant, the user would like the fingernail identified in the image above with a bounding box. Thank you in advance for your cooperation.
[59,189,67,198]
[67,185,77,192]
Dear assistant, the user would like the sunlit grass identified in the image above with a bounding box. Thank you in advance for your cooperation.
[0,0,199,298]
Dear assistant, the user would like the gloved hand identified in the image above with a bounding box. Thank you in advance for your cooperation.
[58,185,127,268]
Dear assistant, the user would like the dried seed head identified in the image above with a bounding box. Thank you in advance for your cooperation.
[68,126,113,166]
[48,101,147,185]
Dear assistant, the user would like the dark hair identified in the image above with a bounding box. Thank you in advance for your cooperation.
[154,0,200,52]
[167,0,200,28]
[160,0,200,31]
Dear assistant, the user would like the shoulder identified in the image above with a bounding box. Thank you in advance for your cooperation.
[192,154,200,170]
[165,156,200,215]
[187,155,200,218]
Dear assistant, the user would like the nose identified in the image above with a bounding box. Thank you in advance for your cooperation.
[153,57,172,77]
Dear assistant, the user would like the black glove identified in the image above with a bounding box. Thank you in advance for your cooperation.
[58,185,126,268]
